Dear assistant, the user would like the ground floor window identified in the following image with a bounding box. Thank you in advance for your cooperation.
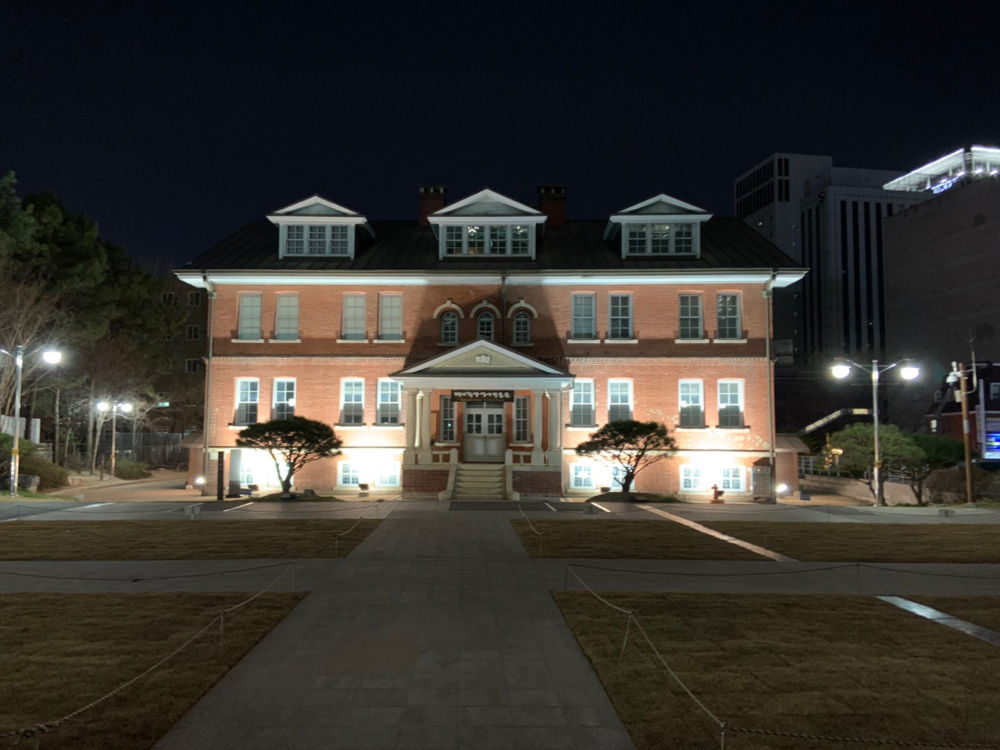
[513,395,529,442]
[378,462,400,487]
[720,466,745,492]
[339,462,359,486]
[571,463,594,489]
[681,465,703,491]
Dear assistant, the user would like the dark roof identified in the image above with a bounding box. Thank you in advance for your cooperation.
[180,217,801,273]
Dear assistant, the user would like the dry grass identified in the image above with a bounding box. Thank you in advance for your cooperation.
[510,519,765,560]
[707,521,1000,562]
[0,519,380,560]
[0,591,304,750]
[555,591,1000,749]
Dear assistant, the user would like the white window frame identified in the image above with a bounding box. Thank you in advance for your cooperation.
[341,294,366,341]
[608,294,633,340]
[441,223,534,258]
[679,380,704,428]
[439,310,458,345]
[571,380,595,427]
[340,378,364,425]
[273,378,296,420]
[377,462,400,487]
[718,380,744,428]
[512,310,532,345]
[681,465,703,491]
[513,395,530,442]
[571,293,596,340]
[571,463,594,489]
[377,379,402,425]
[608,380,633,422]
[237,293,262,340]
[477,311,495,341]
[235,378,259,425]
[378,293,403,341]
[716,293,742,340]
[439,395,456,442]
[281,224,351,257]
[679,294,704,340]
[273,294,299,341]
[623,222,698,256]
[338,461,359,487]
[720,466,746,492]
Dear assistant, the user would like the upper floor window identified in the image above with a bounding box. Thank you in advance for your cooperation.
[608,294,633,340]
[442,223,533,257]
[571,380,595,427]
[274,294,299,340]
[282,224,350,257]
[990,382,1000,401]
[341,378,364,425]
[235,378,259,425]
[718,380,744,428]
[679,294,703,340]
[186,324,200,340]
[237,293,262,340]
[273,379,296,420]
[440,310,458,345]
[378,293,402,341]
[513,311,532,345]
[625,222,695,255]
[716,294,742,340]
[377,379,401,424]
[342,294,366,341]
[477,311,495,341]
[608,380,632,422]
[187,291,202,307]
[162,291,175,306]
[571,294,596,339]
[679,380,704,428]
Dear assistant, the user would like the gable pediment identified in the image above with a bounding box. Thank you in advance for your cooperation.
[395,340,567,378]
[430,188,544,221]
[267,195,366,222]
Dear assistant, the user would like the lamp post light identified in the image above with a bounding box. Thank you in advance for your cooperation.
[2,345,62,497]
[947,362,976,506]
[97,400,133,478]
[831,359,919,507]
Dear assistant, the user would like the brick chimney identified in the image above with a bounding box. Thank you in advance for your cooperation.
[418,184,447,226]
[538,185,567,226]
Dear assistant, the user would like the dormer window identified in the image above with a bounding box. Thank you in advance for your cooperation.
[606,193,711,260]
[268,195,372,261]
[626,223,695,255]
[443,224,532,257]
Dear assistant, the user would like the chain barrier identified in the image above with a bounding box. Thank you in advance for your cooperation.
[516,502,543,536]
[0,560,292,584]
[1,564,295,744]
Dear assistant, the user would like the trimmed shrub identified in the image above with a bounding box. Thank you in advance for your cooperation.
[115,459,151,480]
[18,455,69,491]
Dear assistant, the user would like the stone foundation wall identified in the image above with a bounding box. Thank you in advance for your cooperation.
[402,467,449,499]
[513,468,562,499]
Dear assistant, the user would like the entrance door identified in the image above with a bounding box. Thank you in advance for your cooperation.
[463,402,505,462]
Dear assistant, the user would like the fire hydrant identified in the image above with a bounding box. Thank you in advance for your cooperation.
[710,484,725,503]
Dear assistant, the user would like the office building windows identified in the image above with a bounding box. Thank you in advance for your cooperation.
[341,378,364,424]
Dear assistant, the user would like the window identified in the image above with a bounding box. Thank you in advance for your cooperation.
[377,379,401,424]
[283,224,349,257]
[184,358,201,374]
[513,311,532,345]
[608,380,632,422]
[624,223,696,255]
[477,311,494,341]
[717,294,741,340]
[571,380,595,426]
[514,396,529,442]
[990,382,1000,401]
[378,293,402,340]
[237,293,262,340]
[188,291,202,307]
[571,294,596,339]
[679,294,703,339]
[681,466,703,491]
[341,378,364,424]
[440,310,458,345]
[442,223,532,257]
[339,462,359,486]
[162,292,175,305]
[235,378,259,425]
[720,466,745,492]
[273,379,295,420]
[679,380,704,428]
[377,462,400,487]
[718,380,744,428]
[609,294,633,339]
[185,324,200,340]
[342,294,366,340]
[572,463,594,489]
[440,396,455,441]
[274,294,299,340]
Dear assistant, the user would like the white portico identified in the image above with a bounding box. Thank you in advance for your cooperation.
[391,340,573,467]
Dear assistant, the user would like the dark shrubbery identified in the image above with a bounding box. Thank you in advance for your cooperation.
[18,454,69,491]
[115,459,151,480]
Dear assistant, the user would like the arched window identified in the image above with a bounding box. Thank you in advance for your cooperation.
[477,311,494,341]
[440,310,458,344]
[513,310,531,345]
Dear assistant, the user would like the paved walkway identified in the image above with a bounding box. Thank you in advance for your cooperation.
[3,498,1000,749]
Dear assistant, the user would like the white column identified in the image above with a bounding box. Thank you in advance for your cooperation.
[403,387,418,465]
[531,390,545,465]
[418,389,433,464]
[546,389,562,466]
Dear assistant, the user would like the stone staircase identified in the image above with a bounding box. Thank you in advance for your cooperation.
[452,463,506,501]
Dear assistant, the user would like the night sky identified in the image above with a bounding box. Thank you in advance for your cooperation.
[2,0,997,270]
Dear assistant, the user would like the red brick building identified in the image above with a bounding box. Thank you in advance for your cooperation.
[175,186,805,500]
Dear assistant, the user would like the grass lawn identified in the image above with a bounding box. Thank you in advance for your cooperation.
[0,591,304,750]
[0,519,381,560]
[706,521,1000,563]
[510,519,766,560]
[555,591,1000,749]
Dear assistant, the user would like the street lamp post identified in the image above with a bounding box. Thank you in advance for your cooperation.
[831,359,919,506]
[97,400,133,478]
[2,345,62,497]
[948,362,976,506]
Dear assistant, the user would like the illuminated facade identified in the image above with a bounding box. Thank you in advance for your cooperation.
[176,186,806,500]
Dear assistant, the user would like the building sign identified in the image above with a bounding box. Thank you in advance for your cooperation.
[984,431,1000,461]
[452,390,514,402]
